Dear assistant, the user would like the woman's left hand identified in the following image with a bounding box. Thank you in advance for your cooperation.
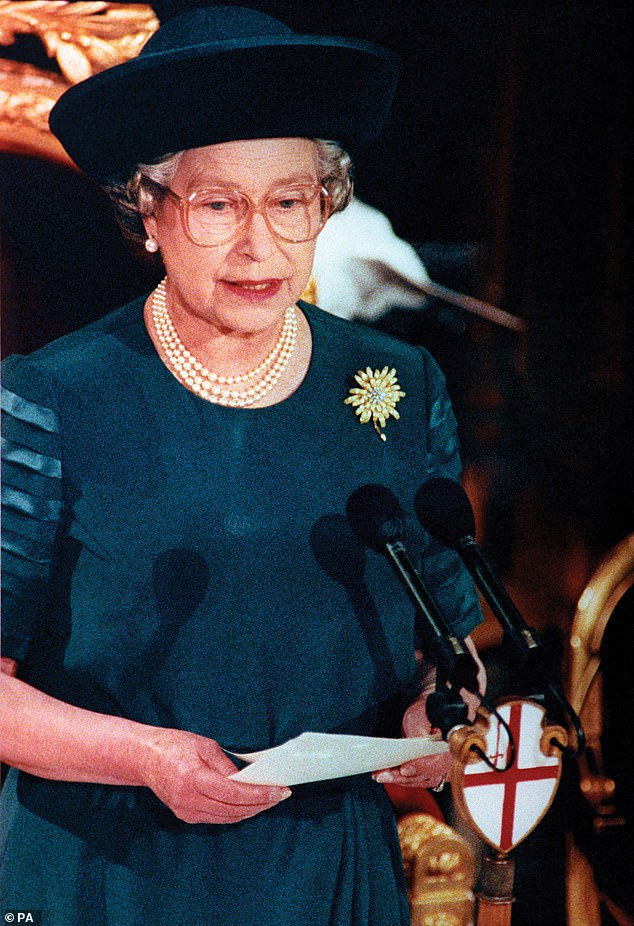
[372,635,486,791]
[371,690,452,790]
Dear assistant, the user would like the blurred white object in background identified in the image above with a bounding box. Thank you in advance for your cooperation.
[312,198,432,321]
[312,198,524,332]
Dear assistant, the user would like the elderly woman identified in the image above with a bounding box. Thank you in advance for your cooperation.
[1,7,484,925]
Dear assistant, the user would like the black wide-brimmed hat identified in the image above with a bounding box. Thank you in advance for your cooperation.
[49,5,400,183]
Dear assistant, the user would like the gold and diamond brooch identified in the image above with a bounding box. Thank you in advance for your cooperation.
[344,366,406,441]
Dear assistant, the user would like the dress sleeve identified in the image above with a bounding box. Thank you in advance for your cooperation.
[1,355,64,661]
[417,350,483,640]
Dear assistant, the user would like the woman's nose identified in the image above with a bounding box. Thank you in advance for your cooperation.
[236,208,279,260]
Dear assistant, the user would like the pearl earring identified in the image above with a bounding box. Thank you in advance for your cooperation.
[145,237,159,254]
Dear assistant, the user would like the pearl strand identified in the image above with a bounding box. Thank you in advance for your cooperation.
[151,278,298,407]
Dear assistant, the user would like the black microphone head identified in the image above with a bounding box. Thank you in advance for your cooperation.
[345,484,406,553]
[414,478,475,548]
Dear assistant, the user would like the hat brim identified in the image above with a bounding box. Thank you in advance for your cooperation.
[49,35,399,182]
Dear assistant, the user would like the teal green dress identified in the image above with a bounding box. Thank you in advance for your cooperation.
[1,299,481,926]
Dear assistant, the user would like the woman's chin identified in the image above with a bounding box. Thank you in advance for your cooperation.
[211,296,295,336]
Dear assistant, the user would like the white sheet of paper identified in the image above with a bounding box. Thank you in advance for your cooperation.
[229,732,448,786]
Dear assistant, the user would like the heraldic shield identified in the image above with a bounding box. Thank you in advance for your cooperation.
[452,699,564,854]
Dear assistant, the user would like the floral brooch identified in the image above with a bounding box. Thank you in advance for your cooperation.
[344,366,406,441]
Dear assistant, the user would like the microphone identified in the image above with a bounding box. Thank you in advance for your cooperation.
[345,484,480,696]
[413,478,545,672]
[414,477,585,756]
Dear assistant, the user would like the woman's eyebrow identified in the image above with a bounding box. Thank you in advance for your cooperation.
[185,172,318,191]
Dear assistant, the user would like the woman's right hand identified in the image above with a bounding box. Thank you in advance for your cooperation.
[138,727,291,824]
[1,667,289,825]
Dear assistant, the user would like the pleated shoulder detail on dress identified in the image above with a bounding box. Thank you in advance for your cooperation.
[1,358,63,660]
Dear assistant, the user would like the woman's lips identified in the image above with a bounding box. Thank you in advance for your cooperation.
[222,279,284,300]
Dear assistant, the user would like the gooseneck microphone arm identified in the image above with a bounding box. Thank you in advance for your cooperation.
[456,535,545,671]
[345,484,480,698]
[414,477,585,757]
[381,540,479,745]
[382,538,480,696]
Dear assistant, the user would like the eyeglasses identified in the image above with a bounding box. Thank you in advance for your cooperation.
[143,178,331,247]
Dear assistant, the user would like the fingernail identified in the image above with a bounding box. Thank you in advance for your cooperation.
[374,773,391,783]
[274,788,292,801]
[400,766,417,777]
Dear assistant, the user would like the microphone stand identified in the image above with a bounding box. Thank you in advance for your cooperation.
[456,535,585,758]
[447,699,569,926]
[413,477,582,922]
[424,683,519,925]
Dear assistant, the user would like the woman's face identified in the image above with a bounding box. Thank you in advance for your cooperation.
[144,137,321,335]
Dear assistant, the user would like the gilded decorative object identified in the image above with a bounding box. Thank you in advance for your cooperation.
[0,57,69,161]
[300,274,318,305]
[397,812,475,926]
[0,2,158,81]
[344,366,405,441]
[565,533,634,926]
[0,2,158,164]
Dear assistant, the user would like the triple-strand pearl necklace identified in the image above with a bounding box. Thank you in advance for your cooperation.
[151,278,298,407]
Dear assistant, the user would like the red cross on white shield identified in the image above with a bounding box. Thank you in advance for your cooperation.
[452,699,562,853]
